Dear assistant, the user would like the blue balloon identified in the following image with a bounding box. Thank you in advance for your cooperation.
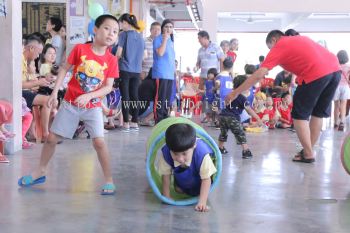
[88,20,95,36]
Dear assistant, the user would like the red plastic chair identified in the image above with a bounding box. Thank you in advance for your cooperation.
[180,76,202,116]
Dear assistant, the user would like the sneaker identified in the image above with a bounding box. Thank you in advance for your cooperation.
[219,147,228,154]
[338,122,344,131]
[242,149,253,159]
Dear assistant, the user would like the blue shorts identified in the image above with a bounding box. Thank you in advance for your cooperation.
[292,71,340,120]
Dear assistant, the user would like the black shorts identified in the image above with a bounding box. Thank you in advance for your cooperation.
[292,71,341,120]
[22,90,37,109]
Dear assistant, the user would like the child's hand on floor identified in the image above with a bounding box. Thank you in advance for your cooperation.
[195,202,210,212]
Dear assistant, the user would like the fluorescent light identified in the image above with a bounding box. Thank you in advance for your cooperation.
[186,5,199,30]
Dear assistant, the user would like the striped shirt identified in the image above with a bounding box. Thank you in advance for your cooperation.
[197,42,224,78]
[142,36,154,73]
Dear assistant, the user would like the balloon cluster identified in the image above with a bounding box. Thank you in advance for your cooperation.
[87,1,104,37]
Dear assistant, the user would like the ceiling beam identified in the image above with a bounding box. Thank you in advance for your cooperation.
[281,13,311,31]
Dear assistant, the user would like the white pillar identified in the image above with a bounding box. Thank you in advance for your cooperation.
[0,0,23,153]
[201,2,218,43]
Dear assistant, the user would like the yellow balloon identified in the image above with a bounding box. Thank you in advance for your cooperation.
[137,20,146,33]
[88,0,94,5]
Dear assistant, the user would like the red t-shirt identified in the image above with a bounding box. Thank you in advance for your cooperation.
[261,36,340,85]
[278,104,293,125]
[226,51,237,63]
[64,43,119,108]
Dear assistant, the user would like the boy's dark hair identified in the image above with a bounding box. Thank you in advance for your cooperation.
[40,44,56,63]
[337,50,349,65]
[49,17,63,32]
[266,30,285,44]
[244,64,257,75]
[259,55,265,62]
[95,14,119,28]
[281,92,290,99]
[233,75,247,89]
[119,13,140,30]
[198,30,210,40]
[207,68,218,77]
[150,21,161,29]
[223,57,233,69]
[165,123,196,152]
[285,29,299,36]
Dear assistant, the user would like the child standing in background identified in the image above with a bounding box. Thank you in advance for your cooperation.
[201,68,218,124]
[218,75,263,157]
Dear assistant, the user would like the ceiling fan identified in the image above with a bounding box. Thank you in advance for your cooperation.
[232,14,274,24]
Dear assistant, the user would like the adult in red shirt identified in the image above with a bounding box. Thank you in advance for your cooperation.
[226,30,340,163]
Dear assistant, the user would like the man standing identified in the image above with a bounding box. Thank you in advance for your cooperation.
[225,30,340,163]
[141,22,161,80]
[196,31,225,91]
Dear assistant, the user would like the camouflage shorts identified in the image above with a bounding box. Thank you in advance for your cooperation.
[218,115,247,145]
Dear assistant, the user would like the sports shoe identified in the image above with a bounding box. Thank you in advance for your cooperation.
[338,122,345,131]
[219,147,228,154]
[242,149,253,159]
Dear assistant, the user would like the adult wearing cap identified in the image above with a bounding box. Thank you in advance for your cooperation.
[225,30,340,163]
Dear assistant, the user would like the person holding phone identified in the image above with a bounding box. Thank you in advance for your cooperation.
[152,19,175,123]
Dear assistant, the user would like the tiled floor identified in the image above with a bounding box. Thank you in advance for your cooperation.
[0,119,349,233]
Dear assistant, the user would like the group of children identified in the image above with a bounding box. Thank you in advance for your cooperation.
[195,57,294,157]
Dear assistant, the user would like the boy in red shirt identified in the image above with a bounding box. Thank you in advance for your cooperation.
[225,30,340,163]
[18,15,120,194]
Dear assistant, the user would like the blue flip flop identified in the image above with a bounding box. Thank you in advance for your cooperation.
[101,183,116,195]
[18,175,46,187]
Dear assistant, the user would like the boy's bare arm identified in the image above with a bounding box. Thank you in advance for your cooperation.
[245,106,263,125]
[162,174,171,199]
[51,62,72,96]
[195,178,211,212]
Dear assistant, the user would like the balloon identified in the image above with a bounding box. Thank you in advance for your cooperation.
[137,20,146,33]
[88,3,104,20]
[88,19,95,36]
[88,0,94,5]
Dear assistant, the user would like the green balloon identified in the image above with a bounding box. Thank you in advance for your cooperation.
[88,3,104,20]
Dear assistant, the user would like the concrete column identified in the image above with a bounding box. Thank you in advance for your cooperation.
[0,0,23,153]
[201,3,218,42]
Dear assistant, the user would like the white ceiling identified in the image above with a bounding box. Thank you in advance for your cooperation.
[217,12,350,32]
[148,0,203,29]
[148,0,350,32]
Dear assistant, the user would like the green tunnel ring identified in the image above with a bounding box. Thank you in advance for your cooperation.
[146,117,222,206]
[341,133,350,175]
